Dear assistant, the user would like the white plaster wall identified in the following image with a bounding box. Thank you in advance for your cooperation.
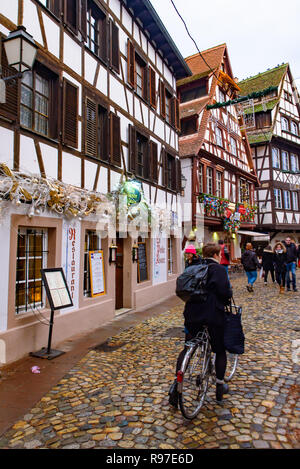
[0,0,19,27]
[0,127,14,169]
[96,66,108,96]
[110,171,121,191]
[40,143,58,179]
[85,160,98,191]
[23,0,43,46]
[42,12,60,58]
[0,206,11,332]
[64,33,82,75]
[61,152,81,187]
[84,52,98,85]
[97,167,108,194]
[19,135,40,175]
[109,0,121,19]
[110,75,127,112]
[122,6,132,34]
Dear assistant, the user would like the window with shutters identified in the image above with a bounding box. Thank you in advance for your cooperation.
[127,41,148,101]
[165,90,171,124]
[63,79,78,147]
[149,67,156,109]
[85,97,108,161]
[159,80,166,118]
[86,0,106,60]
[20,65,59,139]
[150,141,158,183]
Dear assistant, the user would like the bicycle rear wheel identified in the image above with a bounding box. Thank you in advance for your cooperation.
[224,353,238,382]
[178,340,211,420]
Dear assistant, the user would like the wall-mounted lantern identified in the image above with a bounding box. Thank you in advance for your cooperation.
[109,243,118,264]
[0,26,37,103]
[132,243,139,263]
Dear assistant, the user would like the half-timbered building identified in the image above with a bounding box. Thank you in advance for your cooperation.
[178,44,259,259]
[239,64,300,246]
[0,0,191,363]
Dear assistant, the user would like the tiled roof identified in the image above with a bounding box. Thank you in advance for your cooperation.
[185,44,227,76]
[179,134,202,157]
[180,96,210,119]
[238,64,288,96]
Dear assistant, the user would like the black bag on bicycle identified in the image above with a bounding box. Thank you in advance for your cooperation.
[224,300,245,355]
[176,262,209,303]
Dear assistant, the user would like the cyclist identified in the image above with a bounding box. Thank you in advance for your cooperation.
[169,243,233,407]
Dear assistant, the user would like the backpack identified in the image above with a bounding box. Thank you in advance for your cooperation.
[176,261,209,303]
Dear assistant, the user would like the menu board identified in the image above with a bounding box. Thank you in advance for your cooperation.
[137,242,148,283]
[89,250,106,297]
[41,268,73,311]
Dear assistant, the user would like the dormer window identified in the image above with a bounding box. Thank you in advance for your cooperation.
[180,80,207,103]
[180,117,197,136]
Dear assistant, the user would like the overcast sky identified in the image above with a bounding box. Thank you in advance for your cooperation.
[149,0,300,89]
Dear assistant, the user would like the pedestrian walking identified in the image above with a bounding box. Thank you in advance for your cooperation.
[169,243,233,407]
[241,243,260,292]
[262,245,275,285]
[184,244,201,268]
[283,237,298,292]
[218,239,230,278]
[273,242,287,294]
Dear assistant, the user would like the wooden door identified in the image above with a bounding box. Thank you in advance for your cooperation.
[115,237,123,310]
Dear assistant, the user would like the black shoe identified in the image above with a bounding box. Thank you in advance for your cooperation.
[293,288,298,292]
[287,288,291,291]
[216,383,229,402]
[168,380,179,408]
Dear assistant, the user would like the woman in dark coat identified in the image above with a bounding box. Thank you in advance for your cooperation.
[273,242,287,293]
[169,243,232,406]
[262,245,275,284]
[241,243,260,292]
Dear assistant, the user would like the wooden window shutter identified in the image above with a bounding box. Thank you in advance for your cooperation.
[109,20,120,73]
[142,66,148,102]
[0,42,18,121]
[176,158,182,193]
[85,98,97,157]
[110,112,121,166]
[64,0,79,32]
[170,97,176,127]
[79,0,87,42]
[175,98,180,131]
[144,140,150,180]
[161,148,167,187]
[52,0,61,17]
[149,68,156,109]
[101,108,109,161]
[62,79,78,148]
[127,40,135,88]
[150,141,158,183]
[160,80,166,118]
[129,124,137,173]
[171,156,176,191]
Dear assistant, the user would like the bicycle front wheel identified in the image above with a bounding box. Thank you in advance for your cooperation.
[224,353,238,382]
[178,342,211,420]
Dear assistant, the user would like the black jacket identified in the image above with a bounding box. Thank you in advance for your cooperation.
[183,259,232,329]
[262,249,275,270]
[283,243,298,263]
[241,250,260,272]
[273,251,287,272]
[185,256,202,269]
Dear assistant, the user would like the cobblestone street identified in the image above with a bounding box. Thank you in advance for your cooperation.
[0,273,299,450]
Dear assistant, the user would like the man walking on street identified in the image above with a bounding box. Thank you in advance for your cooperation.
[283,237,298,292]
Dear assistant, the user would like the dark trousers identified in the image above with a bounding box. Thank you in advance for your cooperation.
[264,268,275,283]
[275,270,286,287]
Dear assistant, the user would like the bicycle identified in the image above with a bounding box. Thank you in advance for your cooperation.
[176,325,239,420]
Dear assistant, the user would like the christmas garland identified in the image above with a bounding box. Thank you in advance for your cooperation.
[199,193,257,233]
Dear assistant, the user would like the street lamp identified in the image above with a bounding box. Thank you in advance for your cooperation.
[3,26,37,74]
[0,26,37,102]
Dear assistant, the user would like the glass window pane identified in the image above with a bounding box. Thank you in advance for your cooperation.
[16,259,26,282]
[35,74,49,97]
[20,106,32,128]
[22,71,33,87]
[21,86,33,107]
[28,258,42,280]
